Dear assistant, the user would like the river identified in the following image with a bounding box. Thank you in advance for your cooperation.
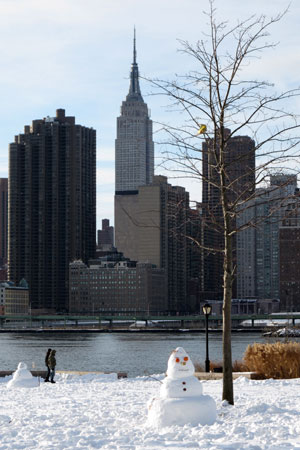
[0,331,276,377]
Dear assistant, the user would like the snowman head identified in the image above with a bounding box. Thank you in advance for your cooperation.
[166,347,195,379]
[17,362,27,370]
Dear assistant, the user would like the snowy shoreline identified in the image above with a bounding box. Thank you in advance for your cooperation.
[1,372,300,449]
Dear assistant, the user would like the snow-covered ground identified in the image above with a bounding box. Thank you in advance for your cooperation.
[264,327,300,337]
[1,372,300,449]
[241,319,300,327]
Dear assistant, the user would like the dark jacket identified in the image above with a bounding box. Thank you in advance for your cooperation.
[48,350,56,370]
[45,349,51,367]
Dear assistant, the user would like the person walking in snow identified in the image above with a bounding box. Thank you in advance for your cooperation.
[44,348,52,382]
[48,349,56,384]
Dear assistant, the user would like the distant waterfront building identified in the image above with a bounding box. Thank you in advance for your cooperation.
[255,175,298,300]
[0,266,7,281]
[202,131,255,298]
[279,199,300,311]
[69,255,167,314]
[206,298,279,316]
[115,175,190,312]
[187,205,204,311]
[114,35,184,310]
[236,198,256,298]
[236,173,298,302]
[115,31,154,194]
[114,35,200,313]
[0,178,8,266]
[8,109,96,312]
[97,219,114,247]
[0,280,29,315]
[0,283,4,315]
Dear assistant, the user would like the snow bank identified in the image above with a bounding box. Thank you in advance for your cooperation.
[1,372,300,449]
[148,395,217,427]
[58,372,118,383]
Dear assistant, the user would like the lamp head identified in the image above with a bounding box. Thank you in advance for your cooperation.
[202,303,212,316]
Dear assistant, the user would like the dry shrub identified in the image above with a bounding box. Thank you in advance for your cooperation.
[209,360,223,371]
[194,362,204,372]
[194,360,249,373]
[244,341,300,379]
[232,359,250,372]
[194,360,222,373]
[210,360,249,372]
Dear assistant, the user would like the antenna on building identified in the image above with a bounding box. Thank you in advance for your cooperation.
[133,26,136,64]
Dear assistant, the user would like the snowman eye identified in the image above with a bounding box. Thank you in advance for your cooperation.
[175,358,180,363]
[184,357,189,361]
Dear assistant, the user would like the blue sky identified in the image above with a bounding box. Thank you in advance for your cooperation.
[0,0,299,227]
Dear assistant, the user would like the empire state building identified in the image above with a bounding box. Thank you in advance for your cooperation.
[115,31,154,194]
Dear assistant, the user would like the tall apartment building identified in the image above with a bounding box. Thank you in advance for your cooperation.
[115,31,154,194]
[116,175,189,312]
[202,131,255,298]
[0,178,8,266]
[236,198,256,298]
[8,109,96,312]
[280,203,300,311]
[236,174,298,301]
[186,205,203,311]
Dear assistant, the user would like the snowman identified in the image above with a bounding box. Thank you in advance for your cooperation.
[148,347,216,427]
[7,362,39,389]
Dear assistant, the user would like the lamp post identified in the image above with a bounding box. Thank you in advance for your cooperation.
[202,303,212,372]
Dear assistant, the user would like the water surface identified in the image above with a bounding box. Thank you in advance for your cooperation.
[0,331,271,376]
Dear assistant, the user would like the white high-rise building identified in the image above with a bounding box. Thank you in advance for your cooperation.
[115,30,154,193]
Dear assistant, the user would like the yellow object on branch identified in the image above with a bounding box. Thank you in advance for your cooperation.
[197,124,207,135]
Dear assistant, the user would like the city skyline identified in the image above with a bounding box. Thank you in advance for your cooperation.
[0,0,299,227]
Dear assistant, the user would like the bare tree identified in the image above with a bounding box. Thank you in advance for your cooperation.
[148,1,300,404]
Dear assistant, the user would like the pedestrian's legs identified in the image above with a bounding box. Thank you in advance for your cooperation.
[45,366,50,382]
[50,368,56,383]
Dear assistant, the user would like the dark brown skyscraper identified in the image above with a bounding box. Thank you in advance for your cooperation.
[8,109,96,312]
[97,219,114,247]
[202,131,255,298]
[0,178,8,266]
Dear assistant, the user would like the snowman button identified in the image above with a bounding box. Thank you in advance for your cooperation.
[183,388,187,391]
[182,381,186,385]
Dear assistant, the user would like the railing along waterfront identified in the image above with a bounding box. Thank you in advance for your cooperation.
[1,313,300,329]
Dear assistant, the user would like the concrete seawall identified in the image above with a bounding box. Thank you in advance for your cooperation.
[0,370,128,379]
[0,370,259,380]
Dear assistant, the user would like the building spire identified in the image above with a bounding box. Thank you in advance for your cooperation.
[133,26,137,64]
[127,28,143,101]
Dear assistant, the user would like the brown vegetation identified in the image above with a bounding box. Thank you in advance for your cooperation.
[232,360,250,373]
[244,342,300,379]
[194,362,205,373]
[194,360,249,373]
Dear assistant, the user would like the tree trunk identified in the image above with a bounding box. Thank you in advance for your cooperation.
[222,227,234,404]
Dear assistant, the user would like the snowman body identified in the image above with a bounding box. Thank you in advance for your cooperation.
[7,362,39,389]
[148,347,216,427]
